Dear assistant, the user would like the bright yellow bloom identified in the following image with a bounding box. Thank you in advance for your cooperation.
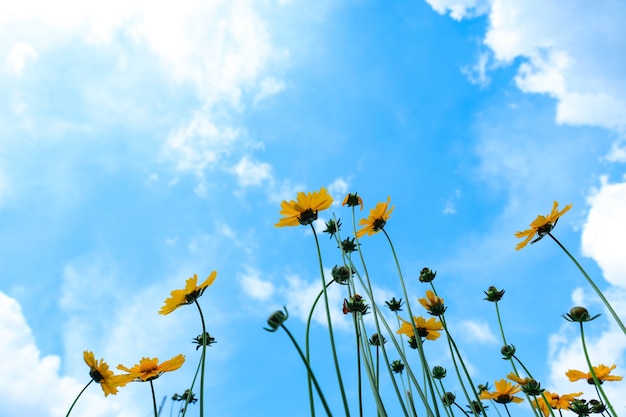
[342,193,364,210]
[515,201,572,250]
[83,351,121,397]
[397,316,443,340]
[531,390,583,417]
[566,364,623,384]
[275,187,333,227]
[356,196,394,238]
[116,354,185,385]
[506,372,532,385]
[479,379,524,404]
[159,272,217,315]
[418,290,446,316]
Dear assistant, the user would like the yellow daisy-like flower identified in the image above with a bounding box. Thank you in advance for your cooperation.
[83,351,121,397]
[356,196,394,238]
[514,201,572,250]
[397,316,443,341]
[418,290,446,316]
[342,193,364,210]
[479,379,524,404]
[566,364,623,384]
[116,354,185,385]
[159,272,217,315]
[275,187,333,227]
[531,390,583,417]
[506,372,532,385]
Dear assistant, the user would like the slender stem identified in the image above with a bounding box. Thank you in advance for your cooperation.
[353,316,364,417]
[310,225,351,417]
[281,324,334,417]
[549,233,626,336]
[306,283,333,417]
[180,351,203,417]
[194,300,207,417]
[383,229,440,417]
[65,379,93,417]
[150,380,158,417]
[579,322,616,416]
[494,302,507,345]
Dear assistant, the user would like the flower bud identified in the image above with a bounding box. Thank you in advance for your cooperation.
[419,267,436,283]
[501,344,516,360]
[432,366,447,379]
[563,306,601,323]
[484,286,505,302]
[391,360,404,374]
[264,307,289,332]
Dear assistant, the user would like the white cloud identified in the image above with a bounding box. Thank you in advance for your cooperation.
[427,0,626,133]
[231,155,274,188]
[456,320,498,344]
[582,177,626,288]
[6,42,38,76]
[279,272,351,330]
[0,291,128,417]
[424,0,490,21]
[240,267,275,300]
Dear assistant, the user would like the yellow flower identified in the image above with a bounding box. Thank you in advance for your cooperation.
[515,201,572,250]
[116,354,185,384]
[159,272,217,315]
[506,372,532,385]
[275,187,333,227]
[356,196,394,238]
[479,379,524,404]
[397,316,443,340]
[418,290,446,316]
[83,351,121,397]
[342,193,364,210]
[566,364,623,384]
[531,390,583,417]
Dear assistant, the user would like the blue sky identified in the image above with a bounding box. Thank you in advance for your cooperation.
[1,0,626,416]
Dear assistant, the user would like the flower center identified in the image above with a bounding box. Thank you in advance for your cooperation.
[372,218,386,232]
[89,368,104,383]
[298,209,318,226]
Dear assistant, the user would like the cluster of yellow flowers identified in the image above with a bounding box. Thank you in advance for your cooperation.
[272,187,624,417]
[72,273,217,416]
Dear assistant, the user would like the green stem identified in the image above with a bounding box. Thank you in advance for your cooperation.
[65,379,93,417]
[306,283,333,417]
[281,324,334,417]
[549,233,626,336]
[150,380,158,417]
[194,300,207,417]
[311,225,351,417]
[354,316,364,417]
[180,352,202,417]
[579,322,617,416]
[383,229,440,417]
[494,301,507,345]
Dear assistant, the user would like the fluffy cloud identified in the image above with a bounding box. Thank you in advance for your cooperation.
[0,291,127,417]
[582,177,626,288]
[426,0,626,133]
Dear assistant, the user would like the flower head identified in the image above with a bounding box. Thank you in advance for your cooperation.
[342,193,364,210]
[484,286,505,302]
[264,306,289,332]
[356,197,394,238]
[531,390,583,417]
[418,290,447,316]
[566,364,623,384]
[342,294,370,315]
[385,297,403,312]
[116,354,185,385]
[275,187,333,227]
[563,306,601,323]
[419,267,436,283]
[397,316,443,341]
[479,379,524,404]
[159,272,217,315]
[515,201,572,250]
[83,351,121,396]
